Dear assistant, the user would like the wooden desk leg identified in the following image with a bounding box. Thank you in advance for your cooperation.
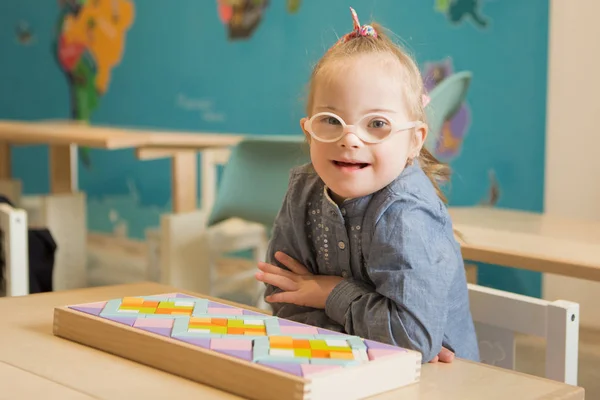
[171,151,198,214]
[0,142,10,179]
[49,145,77,194]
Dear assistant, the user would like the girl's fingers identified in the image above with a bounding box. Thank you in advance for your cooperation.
[275,252,311,276]
[257,262,297,280]
[266,291,302,306]
[255,271,298,292]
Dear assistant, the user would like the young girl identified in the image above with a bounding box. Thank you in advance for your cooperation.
[255,7,479,364]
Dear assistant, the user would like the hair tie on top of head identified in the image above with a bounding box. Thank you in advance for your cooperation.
[422,94,431,107]
[340,7,378,43]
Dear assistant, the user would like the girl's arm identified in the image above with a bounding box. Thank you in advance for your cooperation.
[323,197,457,362]
[262,175,343,331]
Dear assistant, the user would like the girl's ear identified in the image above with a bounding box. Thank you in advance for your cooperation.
[411,123,428,158]
[300,117,311,144]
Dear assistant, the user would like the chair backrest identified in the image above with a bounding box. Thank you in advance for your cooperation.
[207,136,310,229]
[0,203,29,297]
[468,283,579,385]
[424,71,472,151]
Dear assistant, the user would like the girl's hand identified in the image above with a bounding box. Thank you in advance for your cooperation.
[255,251,343,309]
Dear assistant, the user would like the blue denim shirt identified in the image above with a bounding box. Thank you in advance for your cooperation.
[264,162,480,363]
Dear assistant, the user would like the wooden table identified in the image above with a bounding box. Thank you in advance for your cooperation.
[449,206,600,282]
[0,119,243,213]
[0,282,584,399]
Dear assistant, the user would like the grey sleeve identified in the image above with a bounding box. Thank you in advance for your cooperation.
[324,197,455,362]
[263,175,343,331]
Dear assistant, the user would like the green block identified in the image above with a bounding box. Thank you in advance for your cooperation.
[227,319,245,327]
[294,349,311,358]
[158,301,175,308]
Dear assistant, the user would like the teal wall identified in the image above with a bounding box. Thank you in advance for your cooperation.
[0,0,549,297]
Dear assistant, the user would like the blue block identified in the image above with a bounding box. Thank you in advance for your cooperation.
[346,336,367,350]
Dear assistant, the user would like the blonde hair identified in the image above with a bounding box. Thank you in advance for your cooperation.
[305,21,451,203]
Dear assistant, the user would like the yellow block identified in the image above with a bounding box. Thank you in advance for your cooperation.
[121,297,144,306]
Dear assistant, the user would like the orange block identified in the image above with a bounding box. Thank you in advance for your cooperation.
[310,350,330,358]
[330,351,354,360]
[155,308,176,314]
[227,327,246,335]
[245,331,265,336]
[269,336,294,348]
[292,339,311,349]
[243,327,266,334]
[212,318,228,326]
[172,310,192,315]
[122,297,144,306]
[142,301,159,307]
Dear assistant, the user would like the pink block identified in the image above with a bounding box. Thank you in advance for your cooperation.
[210,338,252,351]
[134,318,174,328]
[74,301,106,309]
[367,348,404,361]
[279,325,319,335]
[300,364,342,377]
[207,307,243,315]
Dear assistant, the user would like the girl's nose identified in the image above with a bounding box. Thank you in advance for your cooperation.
[338,128,364,149]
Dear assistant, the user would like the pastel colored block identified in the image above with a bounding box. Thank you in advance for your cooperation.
[243,309,268,316]
[175,293,197,298]
[69,306,102,316]
[252,345,270,362]
[207,301,237,309]
[157,301,175,308]
[188,328,211,334]
[364,339,405,351]
[262,356,310,364]
[353,349,369,362]
[309,358,361,366]
[258,361,303,377]
[70,301,106,309]
[210,338,252,351]
[134,318,174,328]
[301,363,342,377]
[367,348,405,361]
[277,319,308,327]
[347,336,367,350]
[104,315,137,326]
[264,319,281,335]
[172,336,211,348]
[174,301,195,307]
[294,349,312,358]
[329,351,355,360]
[270,348,295,358]
[138,326,172,337]
[207,307,243,315]
[325,339,349,348]
[215,349,253,361]
[280,326,319,335]
[118,306,143,311]
[243,319,265,326]
[317,327,345,336]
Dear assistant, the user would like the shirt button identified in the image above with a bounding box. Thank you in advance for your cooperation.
[338,241,346,250]
[342,271,348,278]
[341,208,347,216]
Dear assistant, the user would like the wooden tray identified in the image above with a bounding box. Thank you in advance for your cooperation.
[53,292,421,400]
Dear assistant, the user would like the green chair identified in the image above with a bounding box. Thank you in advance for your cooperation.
[201,136,310,308]
[424,71,472,151]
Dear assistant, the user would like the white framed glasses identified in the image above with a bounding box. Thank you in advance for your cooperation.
[303,112,422,144]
